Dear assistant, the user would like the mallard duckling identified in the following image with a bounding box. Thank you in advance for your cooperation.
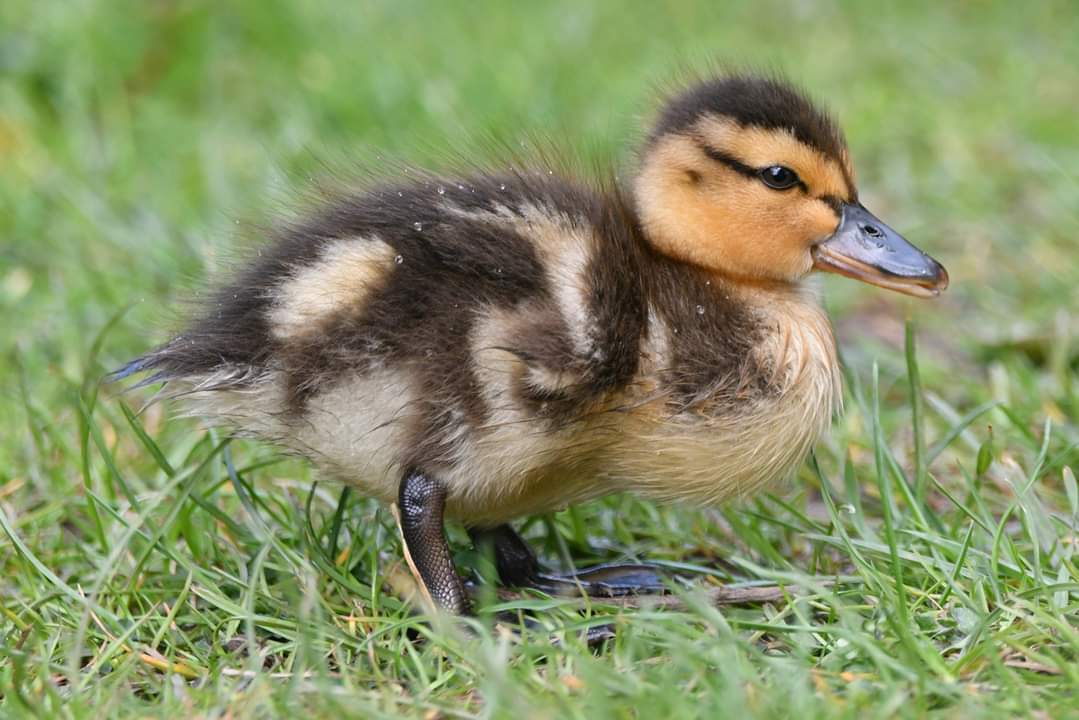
[121,73,947,614]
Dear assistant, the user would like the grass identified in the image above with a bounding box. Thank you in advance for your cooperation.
[2,0,1078,717]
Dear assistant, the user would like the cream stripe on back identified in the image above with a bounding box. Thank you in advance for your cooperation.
[268,237,396,340]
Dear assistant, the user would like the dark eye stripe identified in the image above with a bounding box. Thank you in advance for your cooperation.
[693,140,758,179]
[695,139,827,197]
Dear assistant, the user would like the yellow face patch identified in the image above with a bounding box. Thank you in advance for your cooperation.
[634,116,856,283]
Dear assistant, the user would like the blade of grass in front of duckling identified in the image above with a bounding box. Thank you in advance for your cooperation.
[926,400,1001,465]
[841,450,876,541]
[224,443,274,542]
[328,486,353,561]
[904,320,930,509]
[809,453,875,577]
[937,520,977,607]
[541,515,576,572]
[123,439,231,593]
[871,363,915,651]
[80,396,142,508]
[243,540,274,674]
[837,344,887,543]
[77,305,144,512]
[119,401,176,478]
[872,362,956,683]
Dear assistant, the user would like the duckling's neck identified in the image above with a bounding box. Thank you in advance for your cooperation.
[737,276,840,395]
[723,273,825,318]
[638,247,840,410]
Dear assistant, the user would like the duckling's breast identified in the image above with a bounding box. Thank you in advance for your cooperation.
[609,284,842,505]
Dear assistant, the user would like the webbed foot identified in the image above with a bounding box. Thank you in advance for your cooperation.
[469,524,669,598]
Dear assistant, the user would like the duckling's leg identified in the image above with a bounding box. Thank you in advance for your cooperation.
[396,469,470,615]
[467,524,541,587]
[469,524,667,597]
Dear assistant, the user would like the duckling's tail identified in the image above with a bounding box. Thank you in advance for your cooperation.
[108,336,263,392]
[106,346,179,391]
[107,353,162,386]
[102,346,194,418]
[108,342,273,426]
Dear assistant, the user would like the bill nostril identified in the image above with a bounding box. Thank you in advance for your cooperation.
[862,224,883,238]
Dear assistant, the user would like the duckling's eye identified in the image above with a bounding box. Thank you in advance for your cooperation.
[759,165,799,190]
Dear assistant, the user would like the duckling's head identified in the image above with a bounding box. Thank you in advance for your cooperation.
[634,73,947,297]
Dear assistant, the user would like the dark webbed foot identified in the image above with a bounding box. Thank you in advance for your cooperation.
[469,524,668,598]
[535,563,667,597]
[390,490,656,650]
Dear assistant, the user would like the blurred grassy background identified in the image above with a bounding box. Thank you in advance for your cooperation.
[2,1,1078,717]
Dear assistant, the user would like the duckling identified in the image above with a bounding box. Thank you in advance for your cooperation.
[120,73,948,615]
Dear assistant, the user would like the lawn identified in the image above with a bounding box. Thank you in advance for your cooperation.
[2,1,1078,717]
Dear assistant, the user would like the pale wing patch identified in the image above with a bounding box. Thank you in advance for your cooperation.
[507,204,600,360]
[269,238,396,340]
[444,200,599,359]
[540,227,596,360]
